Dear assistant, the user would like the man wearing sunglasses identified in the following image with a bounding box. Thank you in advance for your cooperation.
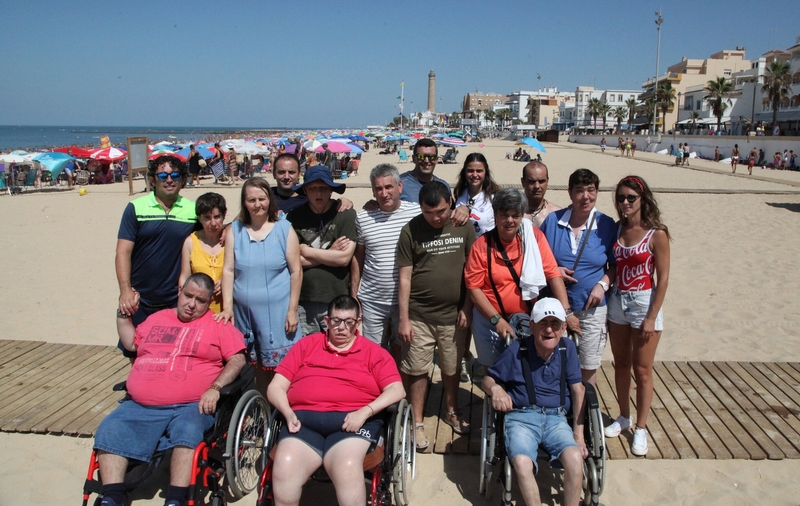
[115,155,199,358]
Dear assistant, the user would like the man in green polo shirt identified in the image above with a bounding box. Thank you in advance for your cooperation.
[115,155,198,357]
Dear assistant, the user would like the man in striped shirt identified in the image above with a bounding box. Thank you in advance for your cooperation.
[352,164,420,350]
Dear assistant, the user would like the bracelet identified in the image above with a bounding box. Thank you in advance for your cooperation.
[565,307,574,317]
[209,383,222,392]
[365,405,374,416]
[116,309,130,318]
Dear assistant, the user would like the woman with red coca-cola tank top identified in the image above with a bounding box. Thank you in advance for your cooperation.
[603,175,671,457]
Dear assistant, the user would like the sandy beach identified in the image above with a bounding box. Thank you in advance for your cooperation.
[2,137,800,505]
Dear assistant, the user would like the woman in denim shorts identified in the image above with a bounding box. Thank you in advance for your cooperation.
[604,176,671,456]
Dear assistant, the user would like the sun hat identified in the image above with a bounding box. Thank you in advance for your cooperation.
[292,165,345,195]
[531,298,566,323]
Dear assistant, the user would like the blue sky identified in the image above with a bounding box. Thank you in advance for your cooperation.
[1,0,796,128]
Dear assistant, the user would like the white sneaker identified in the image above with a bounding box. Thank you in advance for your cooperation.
[604,416,632,438]
[631,427,648,456]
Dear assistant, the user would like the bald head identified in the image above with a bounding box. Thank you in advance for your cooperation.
[521,161,549,209]
[522,160,548,180]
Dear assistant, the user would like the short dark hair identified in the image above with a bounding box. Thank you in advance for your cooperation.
[568,168,600,191]
[328,295,361,319]
[413,138,438,156]
[419,181,450,207]
[148,155,187,179]
[183,272,214,296]
[273,153,300,172]
[195,192,227,217]
[522,160,548,180]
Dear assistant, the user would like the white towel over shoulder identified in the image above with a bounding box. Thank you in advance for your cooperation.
[519,218,546,301]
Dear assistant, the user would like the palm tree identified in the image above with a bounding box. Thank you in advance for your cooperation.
[625,98,638,131]
[639,98,656,132]
[613,106,628,134]
[656,82,676,134]
[690,111,700,134]
[598,103,612,131]
[484,109,496,130]
[703,77,734,133]
[587,97,602,131]
[761,60,792,135]
[496,109,511,130]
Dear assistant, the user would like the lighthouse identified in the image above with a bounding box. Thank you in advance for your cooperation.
[427,70,435,112]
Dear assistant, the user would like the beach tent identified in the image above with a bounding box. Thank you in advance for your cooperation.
[32,152,74,179]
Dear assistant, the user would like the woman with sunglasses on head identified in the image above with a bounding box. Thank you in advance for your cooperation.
[604,175,671,456]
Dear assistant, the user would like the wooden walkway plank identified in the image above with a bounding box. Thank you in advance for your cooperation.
[661,362,731,459]
[698,362,785,460]
[32,361,129,434]
[595,362,630,460]
[0,343,72,389]
[647,363,700,459]
[1,349,121,431]
[739,363,800,446]
[449,370,476,455]
[0,340,46,366]
[773,363,800,393]
[0,344,92,417]
[720,362,800,457]
[757,363,800,413]
[676,362,754,460]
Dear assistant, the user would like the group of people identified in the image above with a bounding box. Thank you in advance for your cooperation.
[93,138,671,506]
[617,137,637,157]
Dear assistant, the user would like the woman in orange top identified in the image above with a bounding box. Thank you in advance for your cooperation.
[180,193,227,313]
[465,188,579,368]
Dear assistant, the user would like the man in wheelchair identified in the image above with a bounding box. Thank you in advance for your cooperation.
[93,273,246,506]
[481,298,587,506]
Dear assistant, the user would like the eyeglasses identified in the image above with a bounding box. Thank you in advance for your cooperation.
[615,194,640,204]
[329,317,358,328]
[415,153,437,162]
[155,171,181,182]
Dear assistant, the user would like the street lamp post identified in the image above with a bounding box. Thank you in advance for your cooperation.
[653,9,663,136]
[675,92,681,137]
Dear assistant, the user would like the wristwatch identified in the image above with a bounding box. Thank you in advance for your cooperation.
[597,280,609,292]
[489,314,503,325]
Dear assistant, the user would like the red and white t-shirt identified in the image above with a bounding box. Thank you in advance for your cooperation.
[127,310,246,406]
[276,332,401,412]
[614,228,656,291]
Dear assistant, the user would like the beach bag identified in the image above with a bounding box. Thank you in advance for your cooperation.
[210,159,225,179]
[198,159,207,168]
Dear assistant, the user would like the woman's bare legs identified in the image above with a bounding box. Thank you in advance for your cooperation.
[631,328,661,428]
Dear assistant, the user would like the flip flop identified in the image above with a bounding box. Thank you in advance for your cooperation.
[415,423,429,451]
[444,411,470,435]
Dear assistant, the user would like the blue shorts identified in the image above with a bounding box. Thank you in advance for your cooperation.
[607,288,663,331]
[279,410,383,458]
[94,400,214,462]
[504,406,576,473]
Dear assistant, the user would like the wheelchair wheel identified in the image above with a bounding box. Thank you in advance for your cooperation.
[255,409,282,506]
[582,402,606,505]
[479,396,497,499]
[392,398,415,506]
[226,389,270,499]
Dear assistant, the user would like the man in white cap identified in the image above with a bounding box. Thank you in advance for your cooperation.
[481,298,587,506]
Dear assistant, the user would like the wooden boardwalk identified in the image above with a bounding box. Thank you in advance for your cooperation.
[2,339,800,461]
[421,359,800,460]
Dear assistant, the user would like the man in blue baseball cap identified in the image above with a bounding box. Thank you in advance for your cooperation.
[286,166,357,336]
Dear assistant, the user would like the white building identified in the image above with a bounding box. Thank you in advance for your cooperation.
[574,86,640,131]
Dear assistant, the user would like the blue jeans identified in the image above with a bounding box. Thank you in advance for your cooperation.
[94,400,214,462]
[504,406,576,473]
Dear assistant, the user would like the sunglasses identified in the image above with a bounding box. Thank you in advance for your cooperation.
[155,171,181,182]
[415,154,437,162]
[616,194,640,204]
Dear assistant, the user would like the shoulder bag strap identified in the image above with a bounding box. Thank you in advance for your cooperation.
[487,232,508,318]
[571,211,597,271]
[559,343,567,408]
[491,229,533,312]
[520,342,537,408]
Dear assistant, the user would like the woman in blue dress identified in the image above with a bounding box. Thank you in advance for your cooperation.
[218,178,302,382]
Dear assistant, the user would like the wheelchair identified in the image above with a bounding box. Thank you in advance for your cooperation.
[82,364,270,506]
[478,382,606,506]
[255,398,415,506]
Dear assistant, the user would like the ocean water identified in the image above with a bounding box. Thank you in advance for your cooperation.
[0,125,308,152]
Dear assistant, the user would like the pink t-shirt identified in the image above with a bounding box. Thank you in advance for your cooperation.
[276,332,401,412]
[127,310,246,406]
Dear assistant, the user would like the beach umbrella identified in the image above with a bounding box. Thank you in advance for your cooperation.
[517,137,547,153]
[0,153,28,164]
[345,143,364,155]
[349,135,369,142]
[303,139,323,151]
[314,142,351,154]
[53,146,95,158]
[175,146,216,159]
[431,133,448,138]
[439,137,467,147]
[90,147,127,162]
[32,152,74,179]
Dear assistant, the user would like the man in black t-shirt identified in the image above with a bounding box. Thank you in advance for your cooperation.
[272,153,353,219]
[287,166,357,336]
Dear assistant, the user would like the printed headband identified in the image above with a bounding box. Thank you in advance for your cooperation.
[620,176,644,193]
